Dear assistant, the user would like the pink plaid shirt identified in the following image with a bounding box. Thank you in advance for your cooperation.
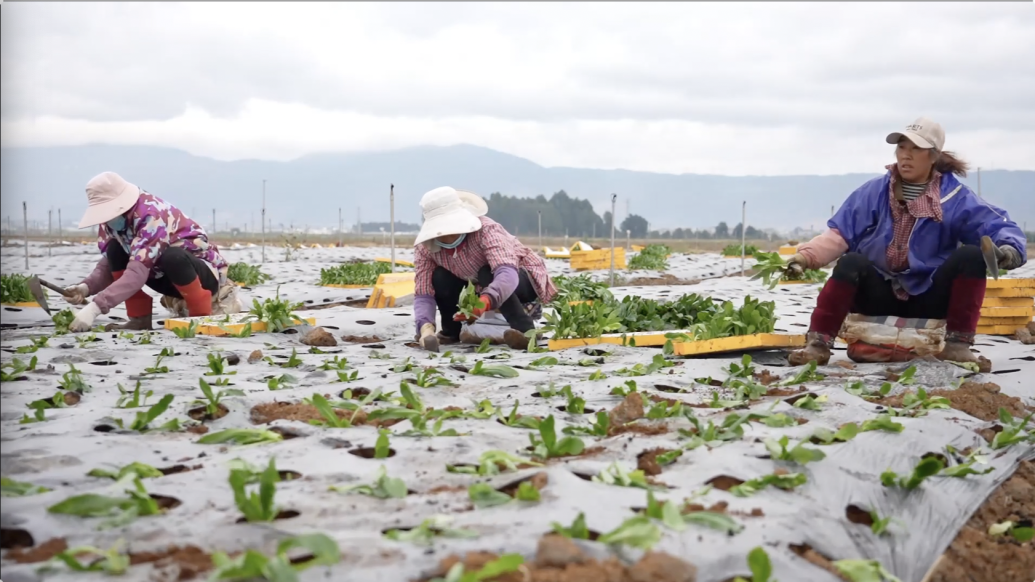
[415,216,556,304]
[885,164,943,300]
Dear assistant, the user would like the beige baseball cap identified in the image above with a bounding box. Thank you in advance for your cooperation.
[886,117,945,150]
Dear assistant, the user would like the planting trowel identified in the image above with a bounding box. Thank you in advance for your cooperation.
[980,236,1004,280]
[27,275,74,315]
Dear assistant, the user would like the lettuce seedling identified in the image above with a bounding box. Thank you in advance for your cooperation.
[309,394,359,428]
[414,367,456,387]
[732,547,774,582]
[87,462,163,481]
[880,456,943,490]
[529,415,585,459]
[845,380,893,400]
[58,364,91,392]
[110,394,178,432]
[430,554,524,582]
[44,541,129,576]
[16,335,50,354]
[860,414,905,433]
[563,410,610,437]
[209,533,339,581]
[988,520,1035,542]
[764,436,827,464]
[193,378,244,418]
[205,352,237,376]
[48,475,163,528]
[551,512,591,540]
[833,559,903,582]
[383,516,478,546]
[0,356,37,382]
[267,374,297,390]
[592,462,657,490]
[1,476,52,497]
[527,356,559,370]
[198,428,284,446]
[446,450,541,476]
[729,472,807,497]
[468,483,513,509]
[470,360,519,378]
[991,408,1034,450]
[597,515,662,549]
[230,457,281,522]
[171,320,198,338]
[115,381,153,408]
[330,466,407,499]
[496,401,541,430]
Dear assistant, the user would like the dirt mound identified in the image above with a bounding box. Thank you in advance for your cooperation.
[879,381,1031,421]
[5,537,67,563]
[250,401,401,427]
[130,545,214,581]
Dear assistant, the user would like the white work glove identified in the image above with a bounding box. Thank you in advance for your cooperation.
[998,245,1024,270]
[786,253,809,276]
[70,302,102,333]
[64,284,89,306]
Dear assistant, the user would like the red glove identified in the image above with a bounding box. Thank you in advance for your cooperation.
[453,295,492,323]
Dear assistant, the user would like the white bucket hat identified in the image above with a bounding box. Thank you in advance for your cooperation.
[456,189,488,217]
[414,186,484,246]
[78,172,142,228]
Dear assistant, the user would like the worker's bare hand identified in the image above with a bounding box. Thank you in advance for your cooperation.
[64,284,89,305]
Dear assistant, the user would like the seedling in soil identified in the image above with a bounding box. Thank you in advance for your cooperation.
[414,367,456,387]
[88,462,163,481]
[529,415,585,459]
[534,382,565,398]
[109,394,179,433]
[468,483,514,509]
[115,381,153,408]
[725,354,756,381]
[219,322,254,338]
[192,378,244,418]
[991,408,1034,450]
[458,282,486,319]
[333,369,360,383]
[374,429,392,459]
[271,348,304,369]
[470,360,519,378]
[748,410,799,428]
[402,413,464,437]
[1,476,52,497]
[809,424,860,445]
[551,512,592,540]
[587,370,607,381]
[646,400,684,419]
[135,331,153,344]
[764,436,826,465]
[319,356,349,371]
[144,354,170,375]
[597,515,662,549]
[74,333,99,348]
[42,541,130,576]
[461,399,499,419]
[563,410,610,436]
[0,355,37,381]
[171,320,199,338]
[267,374,298,390]
[732,547,775,582]
[791,393,827,411]
[309,394,360,428]
[369,350,393,360]
[679,410,750,447]
[52,308,75,335]
[939,447,994,479]
[845,380,893,400]
[592,462,658,490]
[48,475,164,528]
[782,361,825,385]
[614,354,675,377]
[559,385,587,414]
[199,428,284,446]
[473,338,493,354]
[887,387,950,418]
[20,403,47,424]
[384,515,478,545]
[880,456,944,490]
[860,414,905,433]
[989,520,1035,542]
[246,287,304,332]
[643,491,743,534]
[833,559,903,582]
[446,450,541,476]
[431,554,525,582]
[205,353,237,376]
[642,491,688,531]
[729,471,808,497]
[230,457,282,522]
[16,335,50,354]
[708,390,746,409]
[731,379,768,402]
[527,356,559,371]
[209,533,340,581]
[609,380,639,397]
[58,364,91,392]
[330,466,407,499]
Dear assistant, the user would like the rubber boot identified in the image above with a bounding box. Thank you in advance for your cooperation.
[418,323,439,353]
[788,332,834,366]
[503,329,530,351]
[107,270,154,330]
[173,276,212,317]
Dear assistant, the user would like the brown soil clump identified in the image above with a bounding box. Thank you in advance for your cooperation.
[637,448,678,477]
[5,537,67,563]
[342,334,385,343]
[926,460,1035,582]
[609,393,646,426]
[130,545,214,581]
[300,327,337,347]
[706,475,745,491]
[185,424,210,435]
[765,386,806,397]
[250,401,401,427]
[418,533,697,582]
[879,381,1031,421]
[247,350,263,364]
[684,501,729,514]
[788,543,848,581]
[426,484,468,495]
[499,472,549,497]
[610,422,670,437]
[753,370,778,386]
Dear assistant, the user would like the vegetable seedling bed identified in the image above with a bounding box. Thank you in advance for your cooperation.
[164,312,317,337]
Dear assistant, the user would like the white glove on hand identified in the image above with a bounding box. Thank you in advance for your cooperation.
[70,302,102,333]
[998,245,1023,270]
[786,253,809,276]
[64,284,89,306]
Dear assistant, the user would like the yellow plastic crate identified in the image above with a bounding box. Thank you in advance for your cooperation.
[981,297,1034,308]
[547,330,680,351]
[978,306,1035,318]
[1,302,42,308]
[671,333,807,356]
[984,287,1035,299]
[976,324,1027,336]
[778,245,799,256]
[976,316,1033,326]
[570,248,627,271]
[164,315,317,337]
[374,258,415,268]
[366,272,416,309]
[986,278,1035,289]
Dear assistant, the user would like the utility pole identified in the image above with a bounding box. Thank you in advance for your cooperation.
[48,209,52,257]
[609,194,617,287]
[389,184,396,273]
[261,179,267,264]
[741,201,747,277]
[537,210,542,250]
[357,207,362,237]
[23,202,29,270]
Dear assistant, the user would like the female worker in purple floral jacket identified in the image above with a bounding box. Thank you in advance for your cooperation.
[786,118,1026,367]
[64,172,239,332]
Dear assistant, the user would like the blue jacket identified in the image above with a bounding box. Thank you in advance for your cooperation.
[830,171,1027,297]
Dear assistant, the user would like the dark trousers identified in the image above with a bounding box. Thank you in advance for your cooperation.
[106,244,219,298]
[434,265,537,338]
[810,246,986,339]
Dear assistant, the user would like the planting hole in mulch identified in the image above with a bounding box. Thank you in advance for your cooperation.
[1,528,35,550]
[235,510,300,523]
[349,446,397,459]
[188,403,229,421]
[90,360,117,366]
[5,537,68,563]
[158,464,202,476]
[4,307,22,312]
[497,471,549,497]
[845,504,874,527]
[322,437,352,449]
[706,475,745,491]
[1010,355,1035,361]
[609,422,670,437]
[783,392,818,406]
[991,368,1021,375]
[268,426,300,440]
[654,384,685,393]
[788,543,847,580]
[555,405,598,414]
[637,448,679,476]
[355,320,376,326]
[583,348,610,357]
[151,494,183,511]
[362,344,386,349]
[340,387,371,399]
[94,424,115,433]
[129,544,215,579]
[342,334,385,343]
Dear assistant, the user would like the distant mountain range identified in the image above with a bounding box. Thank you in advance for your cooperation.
[1,144,1032,233]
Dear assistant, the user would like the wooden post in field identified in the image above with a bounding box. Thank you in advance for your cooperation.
[740,201,747,277]
[261,179,267,264]
[390,184,396,273]
[23,202,29,270]
[609,194,617,287]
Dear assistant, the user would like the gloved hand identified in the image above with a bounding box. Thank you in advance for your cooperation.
[64,283,89,306]
[998,245,1024,270]
[70,302,102,333]
[785,253,809,276]
[453,295,492,323]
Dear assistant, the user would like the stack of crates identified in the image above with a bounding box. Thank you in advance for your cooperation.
[978,278,1034,335]
[570,248,626,271]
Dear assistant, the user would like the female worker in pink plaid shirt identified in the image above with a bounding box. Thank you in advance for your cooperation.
[412,187,557,352]
[787,117,1026,368]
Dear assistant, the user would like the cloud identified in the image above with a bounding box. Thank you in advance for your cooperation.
[2,2,1033,174]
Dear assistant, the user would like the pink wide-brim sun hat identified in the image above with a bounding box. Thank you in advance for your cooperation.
[78,172,142,228]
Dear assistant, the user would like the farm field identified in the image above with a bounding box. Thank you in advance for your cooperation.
[1,241,1033,582]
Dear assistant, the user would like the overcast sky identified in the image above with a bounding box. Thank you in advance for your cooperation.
[2,2,1033,176]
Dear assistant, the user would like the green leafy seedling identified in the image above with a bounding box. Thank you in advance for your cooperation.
[1,476,52,497]
[529,415,585,459]
[330,466,407,499]
[198,428,284,446]
[230,457,281,522]
[880,456,944,490]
